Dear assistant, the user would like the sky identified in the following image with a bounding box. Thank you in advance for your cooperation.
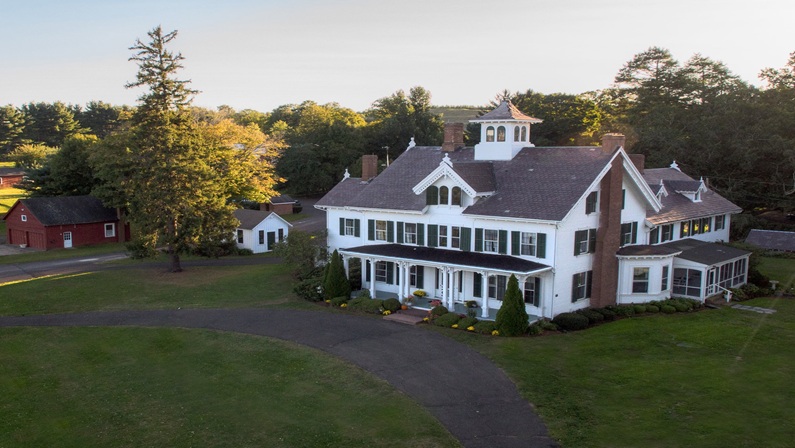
[1,0,793,113]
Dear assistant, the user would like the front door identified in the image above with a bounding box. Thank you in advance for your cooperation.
[267,231,276,251]
[63,231,73,248]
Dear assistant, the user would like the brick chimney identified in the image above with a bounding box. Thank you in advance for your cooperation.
[590,157,623,308]
[601,133,626,154]
[629,153,645,173]
[361,154,378,181]
[442,123,465,152]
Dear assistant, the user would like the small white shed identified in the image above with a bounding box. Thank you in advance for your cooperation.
[233,209,292,254]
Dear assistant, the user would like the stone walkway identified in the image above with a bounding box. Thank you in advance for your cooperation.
[730,304,777,314]
[0,309,557,448]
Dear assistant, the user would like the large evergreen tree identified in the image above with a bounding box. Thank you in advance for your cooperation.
[323,249,351,300]
[495,275,529,337]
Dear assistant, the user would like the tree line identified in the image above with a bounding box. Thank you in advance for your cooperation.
[2,46,794,215]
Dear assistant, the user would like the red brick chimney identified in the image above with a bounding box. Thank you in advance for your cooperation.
[361,154,378,180]
[442,123,465,152]
[601,133,626,154]
[590,156,624,308]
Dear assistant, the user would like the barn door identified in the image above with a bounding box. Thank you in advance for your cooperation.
[63,232,73,248]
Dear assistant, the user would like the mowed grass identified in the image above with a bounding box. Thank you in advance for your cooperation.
[0,327,459,448]
[0,242,128,265]
[450,255,795,447]
[0,262,299,315]
[757,256,795,286]
[0,186,24,215]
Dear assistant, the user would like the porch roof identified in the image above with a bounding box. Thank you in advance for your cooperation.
[660,239,750,266]
[341,244,551,275]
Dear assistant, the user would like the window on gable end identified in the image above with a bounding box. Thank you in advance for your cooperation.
[486,126,495,142]
[586,191,598,214]
[426,186,438,205]
[451,187,462,206]
[439,186,449,205]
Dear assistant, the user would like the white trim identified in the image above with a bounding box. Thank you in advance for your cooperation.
[411,160,484,198]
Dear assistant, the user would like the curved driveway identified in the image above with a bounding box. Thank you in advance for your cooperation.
[0,309,557,448]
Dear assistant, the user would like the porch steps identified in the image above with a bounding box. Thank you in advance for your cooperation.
[383,308,428,325]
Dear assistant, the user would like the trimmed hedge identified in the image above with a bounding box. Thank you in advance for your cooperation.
[472,321,498,335]
[382,298,402,313]
[633,304,647,314]
[430,305,449,317]
[552,312,590,331]
[594,308,617,321]
[458,317,478,329]
[661,304,677,314]
[348,297,384,314]
[433,312,462,327]
[577,309,605,324]
[330,296,349,306]
[646,305,660,313]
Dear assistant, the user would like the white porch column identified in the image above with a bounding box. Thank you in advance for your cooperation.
[369,258,377,298]
[441,267,449,307]
[481,272,490,318]
[400,261,408,299]
[360,258,367,291]
[448,269,456,309]
[342,256,350,279]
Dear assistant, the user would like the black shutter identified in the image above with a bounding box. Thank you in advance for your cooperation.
[473,273,482,298]
[386,262,394,285]
[631,222,638,244]
[588,229,596,253]
[416,266,424,289]
[474,228,483,252]
[397,222,404,244]
[650,227,659,244]
[511,231,520,256]
[498,230,508,254]
[586,271,593,298]
[339,217,345,235]
[387,221,394,242]
[571,273,579,302]
[366,260,370,281]
[417,224,425,246]
[354,219,360,237]
[428,225,438,248]
[368,219,375,241]
[537,233,546,258]
[460,227,472,252]
[574,230,585,255]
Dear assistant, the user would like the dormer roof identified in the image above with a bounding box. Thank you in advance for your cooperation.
[642,168,740,225]
[470,101,542,123]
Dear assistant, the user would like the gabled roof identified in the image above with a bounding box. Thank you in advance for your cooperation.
[643,168,741,225]
[470,101,542,123]
[5,196,117,226]
[0,167,25,177]
[745,229,795,252]
[270,194,296,204]
[233,209,292,230]
[412,155,494,198]
[451,161,496,193]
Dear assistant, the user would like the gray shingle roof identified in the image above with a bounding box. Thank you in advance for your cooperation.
[317,145,615,222]
[0,167,25,176]
[660,239,750,265]
[470,101,542,123]
[616,245,681,257]
[643,168,741,225]
[270,194,296,204]
[15,196,118,226]
[745,229,795,252]
[234,209,275,230]
[342,244,550,274]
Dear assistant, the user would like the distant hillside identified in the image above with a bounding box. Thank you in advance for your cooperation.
[431,106,485,123]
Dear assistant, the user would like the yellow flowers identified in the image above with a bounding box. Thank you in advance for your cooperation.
[467,326,475,331]
[491,330,500,336]
[340,303,348,308]
[382,310,392,316]
[451,324,459,329]
[423,317,429,322]
[325,299,331,303]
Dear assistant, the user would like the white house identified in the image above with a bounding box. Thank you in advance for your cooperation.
[233,209,291,254]
[315,101,750,319]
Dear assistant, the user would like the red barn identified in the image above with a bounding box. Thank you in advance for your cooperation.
[3,196,130,250]
[0,167,24,189]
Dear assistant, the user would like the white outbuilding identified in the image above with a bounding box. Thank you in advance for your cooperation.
[233,209,292,254]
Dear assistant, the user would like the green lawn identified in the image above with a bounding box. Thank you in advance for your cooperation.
[0,242,128,265]
[0,327,458,448]
[0,186,24,215]
[757,256,795,287]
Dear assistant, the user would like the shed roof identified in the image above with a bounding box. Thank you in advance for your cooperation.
[745,229,795,252]
[660,239,750,266]
[8,196,118,226]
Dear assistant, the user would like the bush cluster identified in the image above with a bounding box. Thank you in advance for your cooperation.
[552,312,590,331]
[430,305,448,317]
[347,297,384,314]
[294,277,323,302]
[330,296,349,306]
[433,312,462,327]
[472,320,498,335]
[382,298,402,313]
[730,283,771,301]
[576,309,605,324]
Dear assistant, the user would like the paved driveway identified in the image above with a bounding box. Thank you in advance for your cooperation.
[0,309,557,448]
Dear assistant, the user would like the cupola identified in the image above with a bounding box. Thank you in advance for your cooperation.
[470,101,542,160]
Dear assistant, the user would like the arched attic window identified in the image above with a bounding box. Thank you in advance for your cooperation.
[439,186,449,205]
[426,186,438,205]
[486,126,495,142]
[513,126,520,142]
[521,126,527,141]
[497,126,506,142]
[451,187,462,206]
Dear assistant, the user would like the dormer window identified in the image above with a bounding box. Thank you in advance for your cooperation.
[439,186,449,204]
[513,126,520,142]
[451,187,462,206]
[496,126,506,142]
[694,191,701,202]
[521,126,527,141]
[486,126,495,142]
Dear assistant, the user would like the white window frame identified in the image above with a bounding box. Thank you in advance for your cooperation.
[344,218,356,236]
[21,214,27,222]
[404,223,417,244]
[488,275,507,300]
[632,267,650,293]
[438,225,448,247]
[104,223,116,238]
[661,265,669,291]
[520,232,537,256]
[375,261,387,283]
[483,229,499,253]
[451,226,460,249]
[375,220,387,241]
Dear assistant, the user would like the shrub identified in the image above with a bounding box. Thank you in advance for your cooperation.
[323,250,351,300]
[330,296,349,306]
[430,305,448,317]
[552,312,590,331]
[740,283,762,300]
[126,239,159,259]
[593,308,616,321]
[472,320,498,335]
[458,317,478,329]
[633,304,647,314]
[382,298,402,313]
[577,309,605,324]
[527,323,543,336]
[348,297,384,314]
[433,312,462,327]
[356,289,371,299]
[612,305,636,317]
[496,275,529,336]
[539,320,559,331]
[661,304,676,314]
[294,277,323,302]
[646,305,660,313]
[669,300,690,312]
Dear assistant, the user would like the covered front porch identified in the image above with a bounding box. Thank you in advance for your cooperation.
[340,243,552,321]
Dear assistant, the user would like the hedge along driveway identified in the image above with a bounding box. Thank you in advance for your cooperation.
[0,308,557,448]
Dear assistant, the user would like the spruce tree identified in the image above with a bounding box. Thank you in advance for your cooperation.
[495,275,529,336]
[323,250,351,300]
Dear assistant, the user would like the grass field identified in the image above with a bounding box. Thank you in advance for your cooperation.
[757,256,795,286]
[0,327,458,448]
[0,186,25,240]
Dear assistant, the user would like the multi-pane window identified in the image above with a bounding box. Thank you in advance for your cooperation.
[375,262,387,283]
[714,215,726,230]
[451,187,462,206]
[514,126,521,142]
[585,191,598,214]
[375,220,387,241]
[488,275,507,300]
[439,186,449,205]
[524,278,539,307]
[104,223,115,238]
[574,229,596,255]
[661,265,670,291]
[404,223,417,244]
[278,228,284,241]
[632,267,650,293]
[520,232,537,256]
[451,226,461,249]
[486,126,495,142]
[621,222,638,246]
[733,258,747,286]
[571,271,592,302]
[259,230,265,245]
[409,266,418,287]
[483,229,499,253]
[496,126,506,142]
[344,219,356,236]
[237,229,244,244]
[680,221,691,238]
[438,225,448,247]
[673,268,702,297]
[661,224,673,242]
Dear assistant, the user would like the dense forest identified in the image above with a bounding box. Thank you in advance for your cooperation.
[2,47,794,227]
